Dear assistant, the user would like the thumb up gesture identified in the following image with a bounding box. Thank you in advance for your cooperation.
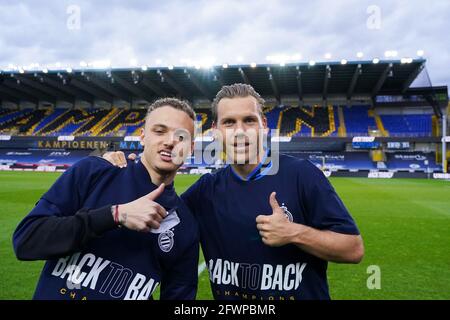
[256,192,296,247]
[114,183,167,232]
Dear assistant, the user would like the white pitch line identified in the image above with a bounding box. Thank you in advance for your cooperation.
[198,261,207,276]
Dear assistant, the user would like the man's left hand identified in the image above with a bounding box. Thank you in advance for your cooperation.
[256,192,303,247]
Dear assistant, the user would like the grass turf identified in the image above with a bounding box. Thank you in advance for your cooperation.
[0,171,449,299]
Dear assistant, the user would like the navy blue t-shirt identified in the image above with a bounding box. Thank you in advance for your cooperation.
[17,156,199,300]
[182,153,359,300]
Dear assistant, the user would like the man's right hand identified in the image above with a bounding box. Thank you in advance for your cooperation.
[115,183,167,232]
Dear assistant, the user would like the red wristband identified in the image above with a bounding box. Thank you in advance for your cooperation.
[114,205,120,225]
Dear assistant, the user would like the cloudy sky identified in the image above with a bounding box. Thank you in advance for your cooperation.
[0,0,449,86]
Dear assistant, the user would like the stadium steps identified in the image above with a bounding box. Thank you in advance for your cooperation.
[276,107,284,135]
[370,109,389,137]
[372,149,387,169]
[321,105,336,137]
[431,115,440,137]
[371,149,385,162]
[337,106,347,137]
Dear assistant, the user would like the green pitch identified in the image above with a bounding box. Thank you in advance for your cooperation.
[1,171,449,300]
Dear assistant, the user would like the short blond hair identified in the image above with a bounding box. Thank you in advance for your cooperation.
[146,97,195,121]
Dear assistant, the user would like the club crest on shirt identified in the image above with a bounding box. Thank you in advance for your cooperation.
[158,230,174,252]
[280,203,294,222]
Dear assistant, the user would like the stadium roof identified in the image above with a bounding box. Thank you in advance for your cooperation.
[0,58,444,105]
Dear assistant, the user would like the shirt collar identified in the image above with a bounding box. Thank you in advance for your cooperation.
[135,158,175,191]
[229,149,272,182]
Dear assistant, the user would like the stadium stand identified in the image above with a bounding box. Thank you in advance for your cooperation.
[37,108,115,136]
[195,109,213,136]
[0,61,447,175]
[0,108,47,135]
[33,108,67,133]
[180,149,440,173]
[277,105,336,137]
[264,105,283,129]
[380,114,432,137]
[97,109,146,136]
[343,105,376,136]
[6,105,435,138]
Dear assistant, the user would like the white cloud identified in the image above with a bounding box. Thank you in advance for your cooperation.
[0,0,448,85]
